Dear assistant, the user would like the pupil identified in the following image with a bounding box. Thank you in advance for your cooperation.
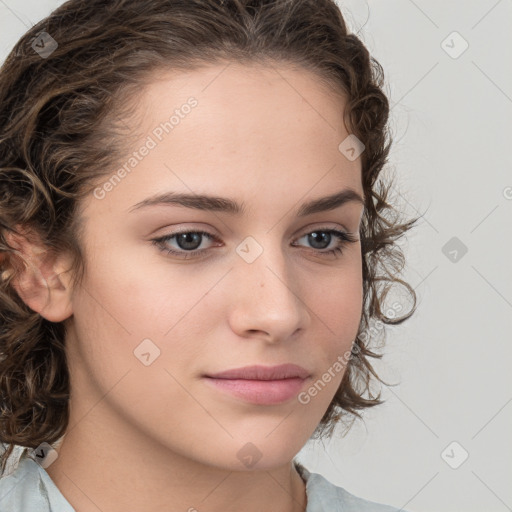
[309,231,330,249]
[178,233,201,250]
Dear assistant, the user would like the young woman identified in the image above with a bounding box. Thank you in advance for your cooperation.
[0,1,418,510]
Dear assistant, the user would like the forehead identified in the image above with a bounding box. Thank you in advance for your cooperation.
[140,60,348,138]
[81,61,362,221]
[136,61,359,176]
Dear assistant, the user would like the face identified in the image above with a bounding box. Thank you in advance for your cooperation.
[63,61,365,471]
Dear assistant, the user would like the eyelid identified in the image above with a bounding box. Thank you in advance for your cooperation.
[152,221,357,240]
[151,223,359,260]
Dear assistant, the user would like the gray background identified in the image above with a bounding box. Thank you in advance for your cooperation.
[0,1,511,511]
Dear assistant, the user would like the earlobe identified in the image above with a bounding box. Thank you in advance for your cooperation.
[2,228,75,323]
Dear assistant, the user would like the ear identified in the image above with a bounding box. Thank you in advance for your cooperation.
[2,227,75,322]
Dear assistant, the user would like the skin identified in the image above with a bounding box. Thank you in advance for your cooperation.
[10,61,365,512]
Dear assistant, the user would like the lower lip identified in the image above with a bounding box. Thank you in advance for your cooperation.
[203,377,308,405]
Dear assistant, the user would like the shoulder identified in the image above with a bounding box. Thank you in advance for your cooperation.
[296,462,408,512]
[0,445,74,512]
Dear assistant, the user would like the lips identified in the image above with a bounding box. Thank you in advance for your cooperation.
[203,364,311,405]
[204,364,311,380]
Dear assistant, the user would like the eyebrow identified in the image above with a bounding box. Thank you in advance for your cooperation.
[128,188,365,216]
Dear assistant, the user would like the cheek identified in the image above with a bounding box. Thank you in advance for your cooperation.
[85,256,217,372]
[67,253,178,389]
[67,260,208,438]
[313,264,363,334]
[305,265,363,390]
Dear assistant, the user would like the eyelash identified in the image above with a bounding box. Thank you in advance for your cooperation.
[151,227,359,260]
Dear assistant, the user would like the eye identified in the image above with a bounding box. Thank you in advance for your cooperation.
[292,228,359,257]
[151,227,359,260]
[151,230,219,260]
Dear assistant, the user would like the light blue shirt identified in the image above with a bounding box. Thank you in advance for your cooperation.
[0,447,408,511]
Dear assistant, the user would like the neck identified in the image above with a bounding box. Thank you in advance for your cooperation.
[45,415,307,512]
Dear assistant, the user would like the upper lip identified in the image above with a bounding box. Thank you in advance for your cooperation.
[205,364,311,380]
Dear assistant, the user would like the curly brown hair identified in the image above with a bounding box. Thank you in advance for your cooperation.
[0,0,420,476]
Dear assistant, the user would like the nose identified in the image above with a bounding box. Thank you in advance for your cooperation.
[228,241,311,343]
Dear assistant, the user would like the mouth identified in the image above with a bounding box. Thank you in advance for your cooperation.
[202,364,311,405]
